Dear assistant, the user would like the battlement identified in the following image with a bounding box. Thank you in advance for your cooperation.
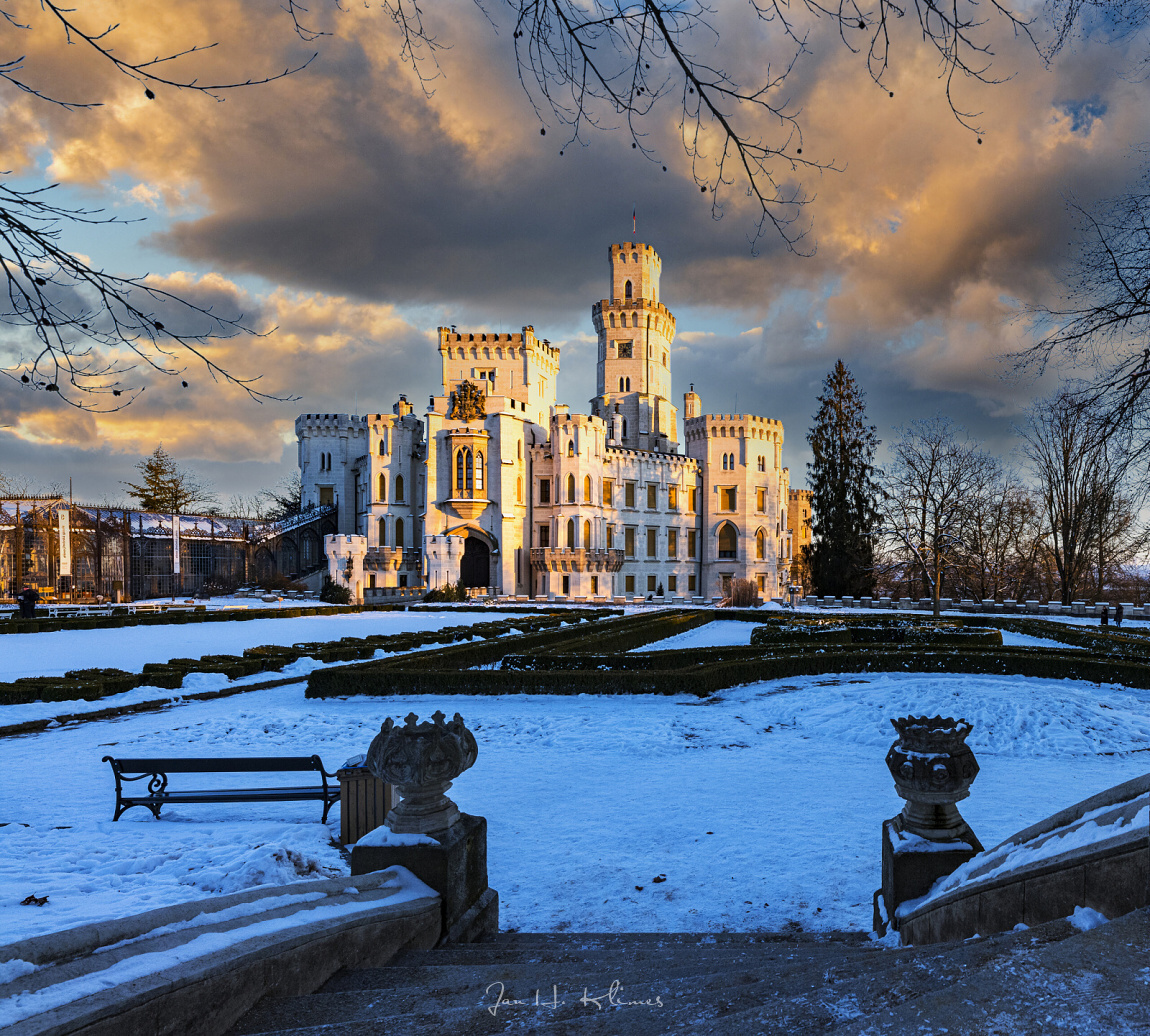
[296,414,366,436]
[685,413,783,434]
[789,488,813,501]
[438,326,559,360]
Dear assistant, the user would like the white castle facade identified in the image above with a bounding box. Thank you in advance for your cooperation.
[296,242,795,601]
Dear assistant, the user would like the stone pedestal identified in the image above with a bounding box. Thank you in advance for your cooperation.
[350,813,498,943]
[877,814,982,932]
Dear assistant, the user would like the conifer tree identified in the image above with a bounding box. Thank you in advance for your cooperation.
[804,361,881,596]
[122,444,215,514]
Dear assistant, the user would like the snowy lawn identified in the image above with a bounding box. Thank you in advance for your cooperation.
[2,670,1148,942]
[0,609,506,681]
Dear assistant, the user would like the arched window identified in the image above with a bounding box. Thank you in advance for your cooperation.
[379,440,386,456]
[622,418,628,439]
[466,450,473,492]
[516,476,523,503]
[456,450,466,492]
[566,474,576,503]
[395,475,404,502]
[566,518,576,549]
[475,452,484,492]
[756,529,765,559]
[718,523,737,559]
[379,518,387,546]
[567,440,575,457]
[722,454,728,471]
[610,313,616,328]
[517,440,523,460]
[378,473,387,501]
[584,475,592,502]
[625,279,633,299]
[583,520,591,548]
[625,377,631,391]
[395,518,404,550]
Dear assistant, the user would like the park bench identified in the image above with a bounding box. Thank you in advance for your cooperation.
[102,755,340,822]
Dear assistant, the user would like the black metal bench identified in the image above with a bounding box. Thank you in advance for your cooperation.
[102,755,339,822]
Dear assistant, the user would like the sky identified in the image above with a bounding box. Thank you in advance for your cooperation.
[1,0,1148,505]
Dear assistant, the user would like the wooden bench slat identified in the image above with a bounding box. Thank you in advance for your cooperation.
[109,756,327,773]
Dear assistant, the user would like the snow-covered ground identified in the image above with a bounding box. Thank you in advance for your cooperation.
[0,609,503,681]
[3,663,1148,942]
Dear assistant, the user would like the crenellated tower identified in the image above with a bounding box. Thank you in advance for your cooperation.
[590,242,678,453]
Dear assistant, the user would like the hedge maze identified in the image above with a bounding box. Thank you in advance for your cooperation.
[7,607,1149,710]
[303,610,1150,700]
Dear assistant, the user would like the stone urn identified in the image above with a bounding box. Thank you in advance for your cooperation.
[365,711,478,836]
[885,715,980,841]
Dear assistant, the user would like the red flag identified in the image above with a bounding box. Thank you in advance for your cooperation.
[632,205,636,235]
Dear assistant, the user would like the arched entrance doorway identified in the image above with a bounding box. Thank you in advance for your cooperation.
[459,536,490,589]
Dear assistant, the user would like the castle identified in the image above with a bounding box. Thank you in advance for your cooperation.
[296,242,802,601]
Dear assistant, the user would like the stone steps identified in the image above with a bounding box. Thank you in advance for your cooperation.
[226,909,1150,1035]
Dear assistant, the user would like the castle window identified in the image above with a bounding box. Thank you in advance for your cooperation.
[566,519,575,550]
[619,377,625,392]
[622,418,628,439]
[610,313,616,328]
[646,529,657,557]
[663,351,667,366]
[379,440,386,456]
[568,440,575,457]
[456,450,466,492]
[606,524,615,548]
[721,426,727,437]
[632,252,638,261]
[757,488,766,512]
[395,518,404,549]
[758,456,765,471]
[722,454,728,471]
[538,524,550,547]
[624,481,635,508]
[625,527,636,557]
[647,483,657,509]
[620,312,628,328]
[466,452,473,492]
[517,440,522,459]
[721,487,737,510]
[625,378,631,391]
[379,518,386,546]
[625,280,633,300]
[648,575,657,592]
[668,485,678,509]
[718,523,738,559]
[567,474,576,503]
[378,473,387,501]
[668,574,677,592]
[756,529,765,559]
[395,475,405,502]
[688,530,697,558]
[603,480,613,505]
[668,529,678,557]
[584,475,592,502]
[475,452,484,492]
[517,476,523,503]
[470,347,477,358]
[583,520,591,547]
[539,478,551,504]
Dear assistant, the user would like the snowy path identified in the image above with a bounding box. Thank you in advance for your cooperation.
[2,671,1148,943]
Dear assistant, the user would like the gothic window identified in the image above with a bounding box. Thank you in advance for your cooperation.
[718,523,738,559]
[475,452,484,492]
[625,378,631,391]
[395,518,405,550]
[583,520,591,547]
[568,440,575,457]
[378,474,387,501]
[456,450,466,492]
[517,476,523,503]
[619,377,625,392]
[625,279,633,300]
[566,519,575,549]
[622,418,628,439]
[539,478,551,504]
[757,456,765,472]
[584,475,592,502]
[379,440,385,456]
[379,518,386,546]
[722,454,728,471]
[466,451,473,492]
[566,474,576,503]
[395,475,405,502]
[517,440,523,459]
[610,313,616,328]
[756,529,765,559]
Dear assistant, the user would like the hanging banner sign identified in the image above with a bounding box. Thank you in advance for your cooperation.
[58,509,72,577]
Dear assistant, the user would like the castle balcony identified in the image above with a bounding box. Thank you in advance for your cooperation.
[530,548,624,573]
[443,495,489,521]
[364,547,422,572]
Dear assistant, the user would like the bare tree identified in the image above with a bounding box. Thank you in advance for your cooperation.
[1017,390,1148,604]
[1,3,314,411]
[881,415,997,616]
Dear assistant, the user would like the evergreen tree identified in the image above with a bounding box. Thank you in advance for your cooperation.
[804,361,881,596]
[122,444,215,514]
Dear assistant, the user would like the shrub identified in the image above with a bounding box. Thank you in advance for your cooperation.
[424,582,467,603]
[258,573,308,593]
[319,579,352,605]
[730,579,759,608]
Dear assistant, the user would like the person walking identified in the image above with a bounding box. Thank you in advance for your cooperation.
[1101,604,1110,627]
[1115,603,1125,628]
[17,584,40,619]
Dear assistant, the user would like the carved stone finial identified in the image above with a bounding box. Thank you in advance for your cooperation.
[365,712,478,835]
[449,380,486,422]
[885,715,979,841]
